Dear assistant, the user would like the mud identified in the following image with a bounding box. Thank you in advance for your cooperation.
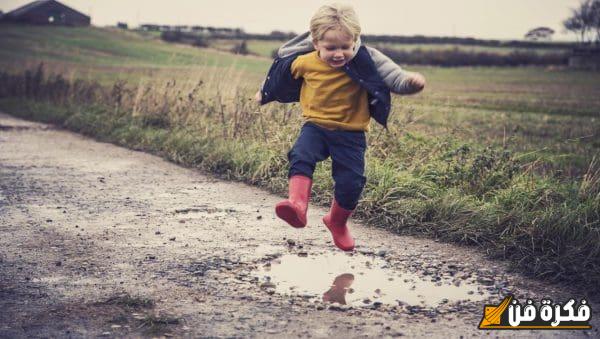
[0,112,598,338]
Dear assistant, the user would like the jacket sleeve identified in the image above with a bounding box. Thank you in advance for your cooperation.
[277,31,313,58]
[366,46,420,95]
[259,54,303,105]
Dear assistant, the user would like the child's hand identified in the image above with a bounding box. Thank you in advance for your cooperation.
[407,73,426,93]
[254,90,262,103]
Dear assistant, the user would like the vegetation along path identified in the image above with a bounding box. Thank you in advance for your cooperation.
[0,112,598,337]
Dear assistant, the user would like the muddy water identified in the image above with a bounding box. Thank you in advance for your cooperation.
[254,250,490,307]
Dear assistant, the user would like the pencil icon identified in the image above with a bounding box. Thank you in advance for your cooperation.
[479,296,513,328]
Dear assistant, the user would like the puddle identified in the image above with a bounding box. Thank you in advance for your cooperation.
[251,244,283,257]
[254,251,490,308]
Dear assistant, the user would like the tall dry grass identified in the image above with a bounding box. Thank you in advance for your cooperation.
[1,64,599,295]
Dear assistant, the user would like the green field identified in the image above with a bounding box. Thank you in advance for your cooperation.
[207,38,572,58]
[0,25,268,84]
[167,32,600,172]
[1,24,599,292]
[368,42,572,55]
[206,38,281,58]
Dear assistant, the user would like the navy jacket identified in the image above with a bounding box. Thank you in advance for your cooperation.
[260,46,392,128]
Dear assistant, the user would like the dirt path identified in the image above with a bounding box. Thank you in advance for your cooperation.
[0,112,597,338]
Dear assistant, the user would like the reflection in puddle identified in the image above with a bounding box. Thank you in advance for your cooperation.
[322,273,354,305]
[254,251,490,307]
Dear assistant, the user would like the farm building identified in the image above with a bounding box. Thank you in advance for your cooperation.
[2,0,90,26]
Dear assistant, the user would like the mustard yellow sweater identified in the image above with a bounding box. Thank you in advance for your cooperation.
[291,51,370,131]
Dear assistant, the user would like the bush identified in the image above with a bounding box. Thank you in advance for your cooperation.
[375,46,569,67]
[160,31,208,48]
[230,40,249,55]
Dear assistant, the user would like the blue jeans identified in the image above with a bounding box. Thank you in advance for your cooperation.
[288,122,367,210]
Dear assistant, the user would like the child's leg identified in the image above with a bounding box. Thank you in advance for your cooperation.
[287,123,330,179]
[276,123,329,228]
[322,130,367,250]
[329,130,367,210]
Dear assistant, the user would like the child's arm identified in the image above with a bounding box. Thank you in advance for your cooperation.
[367,47,425,95]
[254,53,305,105]
[255,35,308,104]
[254,90,262,103]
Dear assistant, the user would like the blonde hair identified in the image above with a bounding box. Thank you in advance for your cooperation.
[310,3,361,42]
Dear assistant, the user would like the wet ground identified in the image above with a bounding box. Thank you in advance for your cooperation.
[1,112,598,337]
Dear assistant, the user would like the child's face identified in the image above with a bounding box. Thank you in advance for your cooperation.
[313,29,355,68]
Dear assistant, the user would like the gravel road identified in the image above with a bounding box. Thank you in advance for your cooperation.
[0,112,597,338]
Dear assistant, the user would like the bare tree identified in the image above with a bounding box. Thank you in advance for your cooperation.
[564,0,600,44]
[591,0,600,43]
[564,15,585,42]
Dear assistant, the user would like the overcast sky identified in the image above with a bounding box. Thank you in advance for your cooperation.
[0,0,583,41]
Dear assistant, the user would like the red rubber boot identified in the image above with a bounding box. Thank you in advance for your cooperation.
[275,175,312,228]
[322,199,355,251]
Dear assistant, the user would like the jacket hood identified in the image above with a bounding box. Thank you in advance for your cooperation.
[277,31,363,59]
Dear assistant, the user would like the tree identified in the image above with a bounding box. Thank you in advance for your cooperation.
[591,0,600,42]
[564,0,600,44]
[269,30,287,39]
[524,27,555,41]
[564,14,585,42]
[231,40,249,55]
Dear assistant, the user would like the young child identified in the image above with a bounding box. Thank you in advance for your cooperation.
[256,4,425,251]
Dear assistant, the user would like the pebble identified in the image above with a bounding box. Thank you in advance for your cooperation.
[328,303,351,311]
[260,282,276,289]
[477,277,494,286]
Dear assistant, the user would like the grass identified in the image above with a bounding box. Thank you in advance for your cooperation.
[0,24,599,294]
[173,37,572,58]
[0,24,269,85]
[209,38,283,57]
